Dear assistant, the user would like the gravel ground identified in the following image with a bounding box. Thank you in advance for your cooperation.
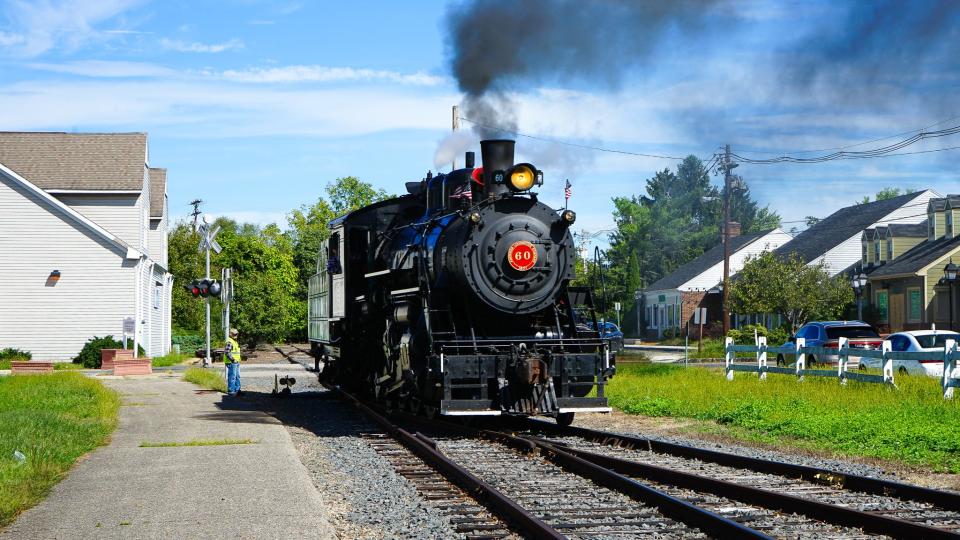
[239,374,461,539]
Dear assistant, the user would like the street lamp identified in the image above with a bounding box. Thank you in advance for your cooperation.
[851,272,868,320]
[944,260,958,331]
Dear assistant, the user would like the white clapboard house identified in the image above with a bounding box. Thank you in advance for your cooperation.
[0,132,172,361]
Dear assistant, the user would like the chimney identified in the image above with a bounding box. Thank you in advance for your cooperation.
[479,139,515,198]
[723,221,741,238]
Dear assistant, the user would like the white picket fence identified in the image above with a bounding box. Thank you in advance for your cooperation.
[724,336,960,399]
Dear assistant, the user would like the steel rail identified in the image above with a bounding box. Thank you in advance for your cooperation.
[472,428,771,540]
[542,439,959,539]
[519,418,960,512]
[326,385,564,540]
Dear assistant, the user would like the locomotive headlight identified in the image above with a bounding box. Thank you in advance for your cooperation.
[468,210,482,224]
[562,210,577,224]
[508,163,538,191]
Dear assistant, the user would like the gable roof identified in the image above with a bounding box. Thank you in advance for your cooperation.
[645,230,773,291]
[0,162,140,260]
[148,167,166,218]
[887,222,927,237]
[774,191,921,264]
[870,235,960,278]
[0,132,147,191]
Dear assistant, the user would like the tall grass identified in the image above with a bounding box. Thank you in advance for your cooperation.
[607,364,960,472]
[151,352,189,368]
[0,373,119,526]
[182,367,227,393]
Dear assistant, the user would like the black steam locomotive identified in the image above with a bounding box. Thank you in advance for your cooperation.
[308,140,614,424]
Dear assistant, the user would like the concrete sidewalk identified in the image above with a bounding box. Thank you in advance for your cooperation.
[3,375,335,539]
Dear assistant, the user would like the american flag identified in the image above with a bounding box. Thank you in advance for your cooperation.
[451,181,472,200]
[564,179,572,201]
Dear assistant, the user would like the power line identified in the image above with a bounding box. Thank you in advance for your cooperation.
[736,114,960,155]
[731,123,960,164]
[458,116,691,161]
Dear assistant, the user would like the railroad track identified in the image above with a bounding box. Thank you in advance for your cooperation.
[282,348,960,538]
[333,385,930,539]
[504,418,960,539]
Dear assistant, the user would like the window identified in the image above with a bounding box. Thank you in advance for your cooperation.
[153,282,162,310]
[862,241,868,263]
[876,290,889,322]
[887,238,893,261]
[908,288,922,322]
[929,213,936,239]
[874,239,880,262]
[888,335,910,352]
[915,332,960,349]
[826,325,879,340]
[948,211,954,238]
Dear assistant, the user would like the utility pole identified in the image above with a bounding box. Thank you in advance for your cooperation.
[189,199,203,232]
[451,105,460,171]
[721,145,738,336]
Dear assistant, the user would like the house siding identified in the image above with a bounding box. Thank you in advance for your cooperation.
[680,230,792,290]
[0,173,136,361]
[55,194,141,248]
[148,216,168,267]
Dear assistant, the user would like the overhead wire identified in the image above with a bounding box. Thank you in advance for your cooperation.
[458,116,694,161]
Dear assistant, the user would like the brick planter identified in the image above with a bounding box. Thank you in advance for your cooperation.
[101,349,134,370]
[113,358,152,376]
[10,361,54,374]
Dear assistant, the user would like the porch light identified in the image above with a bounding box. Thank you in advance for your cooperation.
[945,260,959,282]
[49,270,61,282]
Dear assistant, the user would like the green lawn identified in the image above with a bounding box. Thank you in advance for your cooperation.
[182,367,227,393]
[151,352,189,368]
[607,363,960,472]
[0,373,120,526]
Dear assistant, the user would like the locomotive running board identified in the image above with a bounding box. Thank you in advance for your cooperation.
[442,410,502,416]
[558,407,612,413]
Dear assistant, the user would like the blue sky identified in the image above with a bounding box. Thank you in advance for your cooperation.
[1,0,957,248]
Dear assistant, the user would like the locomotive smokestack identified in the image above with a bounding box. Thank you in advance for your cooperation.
[465,151,475,169]
[480,139,515,198]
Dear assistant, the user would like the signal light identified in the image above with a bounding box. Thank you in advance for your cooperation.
[187,279,222,298]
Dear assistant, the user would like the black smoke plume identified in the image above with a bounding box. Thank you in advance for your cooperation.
[445,0,720,138]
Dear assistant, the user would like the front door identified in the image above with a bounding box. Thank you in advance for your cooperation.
[889,293,905,332]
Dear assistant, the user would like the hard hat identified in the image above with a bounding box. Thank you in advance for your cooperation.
[229,328,238,337]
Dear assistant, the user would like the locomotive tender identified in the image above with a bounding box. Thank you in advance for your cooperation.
[308,139,614,424]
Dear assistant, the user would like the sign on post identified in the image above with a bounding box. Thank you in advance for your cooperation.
[122,317,135,351]
[693,308,707,325]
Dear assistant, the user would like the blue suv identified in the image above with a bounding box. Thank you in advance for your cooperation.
[775,321,882,366]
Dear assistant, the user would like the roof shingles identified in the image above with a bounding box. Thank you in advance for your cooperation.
[148,167,166,218]
[645,231,771,291]
[0,132,147,191]
[775,192,921,264]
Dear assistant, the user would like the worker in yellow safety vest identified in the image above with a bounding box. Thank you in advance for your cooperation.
[226,328,243,395]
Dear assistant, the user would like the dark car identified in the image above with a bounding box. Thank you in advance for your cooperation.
[575,320,624,353]
[775,321,882,367]
[599,321,624,353]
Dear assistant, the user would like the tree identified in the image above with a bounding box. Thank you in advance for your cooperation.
[857,186,916,204]
[326,176,389,214]
[729,252,853,332]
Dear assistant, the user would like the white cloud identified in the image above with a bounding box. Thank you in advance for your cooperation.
[159,38,244,53]
[215,65,445,86]
[27,60,176,78]
[0,31,25,45]
[0,0,143,57]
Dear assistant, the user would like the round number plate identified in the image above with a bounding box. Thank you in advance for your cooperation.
[507,240,538,271]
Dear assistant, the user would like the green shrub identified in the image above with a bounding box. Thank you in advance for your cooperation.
[172,333,205,353]
[728,324,789,346]
[72,337,143,368]
[0,348,31,361]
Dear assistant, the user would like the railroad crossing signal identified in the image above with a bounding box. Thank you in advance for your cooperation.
[187,278,222,298]
[197,224,222,254]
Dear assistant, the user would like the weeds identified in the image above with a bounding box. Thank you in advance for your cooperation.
[182,367,227,393]
[0,373,119,526]
[607,363,960,472]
